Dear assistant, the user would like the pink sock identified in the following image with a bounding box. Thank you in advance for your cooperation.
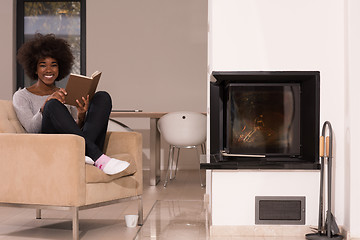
[94,154,111,170]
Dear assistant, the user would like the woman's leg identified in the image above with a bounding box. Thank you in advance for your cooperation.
[41,94,129,175]
[41,99,103,159]
[81,91,129,174]
[82,91,112,152]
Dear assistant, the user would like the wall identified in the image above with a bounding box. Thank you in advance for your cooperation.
[87,0,208,170]
[208,0,360,236]
[0,0,15,99]
[347,0,360,237]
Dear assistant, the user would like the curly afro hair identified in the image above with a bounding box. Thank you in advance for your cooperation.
[17,33,74,81]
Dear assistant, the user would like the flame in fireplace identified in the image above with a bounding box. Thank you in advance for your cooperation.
[227,85,300,154]
[234,114,275,144]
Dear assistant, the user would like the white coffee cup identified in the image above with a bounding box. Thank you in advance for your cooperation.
[125,214,138,228]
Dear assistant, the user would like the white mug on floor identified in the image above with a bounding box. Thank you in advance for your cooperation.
[125,215,138,228]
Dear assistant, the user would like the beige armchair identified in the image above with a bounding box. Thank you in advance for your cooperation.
[0,100,143,240]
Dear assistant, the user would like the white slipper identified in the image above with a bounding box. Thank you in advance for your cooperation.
[102,158,130,175]
[85,156,95,165]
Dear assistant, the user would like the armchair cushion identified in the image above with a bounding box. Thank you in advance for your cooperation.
[85,153,137,183]
[0,100,25,133]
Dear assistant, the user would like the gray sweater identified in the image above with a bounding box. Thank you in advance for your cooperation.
[13,88,77,133]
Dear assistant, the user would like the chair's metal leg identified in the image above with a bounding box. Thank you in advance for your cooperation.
[196,146,205,188]
[72,207,79,240]
[138,196,144,226]
[169,145,176,180]
[164,145,174,187]
[173,147,180,179]
[36,209,41,219]
[201,143,206,154]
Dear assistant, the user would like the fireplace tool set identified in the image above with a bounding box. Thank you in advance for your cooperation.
[306,121,343,240]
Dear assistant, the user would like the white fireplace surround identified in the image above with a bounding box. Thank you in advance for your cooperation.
[207,0,360,238]
[211,170,319,226]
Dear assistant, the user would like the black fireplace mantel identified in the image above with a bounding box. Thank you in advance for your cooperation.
[206,71,320,170]
[200,157,321,170]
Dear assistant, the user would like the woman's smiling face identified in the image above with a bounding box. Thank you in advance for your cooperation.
[36,57,59,85]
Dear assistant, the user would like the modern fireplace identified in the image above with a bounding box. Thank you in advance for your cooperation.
[208,71,320,170]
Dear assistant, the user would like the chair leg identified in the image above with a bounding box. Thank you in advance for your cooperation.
[138,196,144,226]
[36,209,41,219]
[173,147,180,180]
[196,146,205,188]
[169,145,176,180]
[72,207,79,240]
[164,145,174,187]
[201,143,206,154]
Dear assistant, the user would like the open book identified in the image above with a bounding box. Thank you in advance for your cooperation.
[64,71,102,106]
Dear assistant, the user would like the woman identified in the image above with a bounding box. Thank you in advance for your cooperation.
[13,33,129,175]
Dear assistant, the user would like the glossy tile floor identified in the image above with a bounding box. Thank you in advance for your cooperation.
[0,170,308,239]
[135,200,208,240]
[0,170,205,240]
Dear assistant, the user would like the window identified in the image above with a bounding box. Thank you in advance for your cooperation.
[16,0,86,89]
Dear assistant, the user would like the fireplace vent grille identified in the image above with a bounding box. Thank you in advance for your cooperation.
[255,196,305,225]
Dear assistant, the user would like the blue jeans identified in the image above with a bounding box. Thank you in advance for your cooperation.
[41,91,112,160]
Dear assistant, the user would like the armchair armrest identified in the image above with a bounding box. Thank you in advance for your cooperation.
[104,131,143,193]
[0,133,86,206]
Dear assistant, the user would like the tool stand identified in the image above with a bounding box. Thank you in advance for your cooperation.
[306,121,343,240]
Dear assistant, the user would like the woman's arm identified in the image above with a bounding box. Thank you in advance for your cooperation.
[75,95,89,128]
[12,90,43,133]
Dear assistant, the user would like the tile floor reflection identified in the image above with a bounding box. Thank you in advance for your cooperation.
[135,200,208,240]
[135,200,309,240]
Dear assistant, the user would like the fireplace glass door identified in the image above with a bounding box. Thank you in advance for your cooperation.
[226,83,301,156]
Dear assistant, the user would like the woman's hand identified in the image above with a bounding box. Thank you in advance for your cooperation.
[40,88,67,112]
[49,88,67,103]
[76,95,89,126]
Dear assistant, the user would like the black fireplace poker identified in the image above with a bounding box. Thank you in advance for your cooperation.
[305,121,343,240]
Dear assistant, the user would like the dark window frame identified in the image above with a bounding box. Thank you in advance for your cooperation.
[16,0,86,89]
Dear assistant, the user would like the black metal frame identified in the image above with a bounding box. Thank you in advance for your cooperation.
[16,0,86,90]
[208,71,320,170]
